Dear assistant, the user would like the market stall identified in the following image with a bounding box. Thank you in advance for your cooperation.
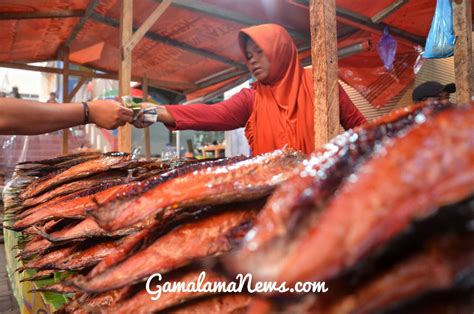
[1,0,473,313]
[2,0,471,153]
[3,102,474,312]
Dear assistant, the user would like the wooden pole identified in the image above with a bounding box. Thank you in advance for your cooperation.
[0,61,190,92]
[453,0,473,103]
[118,0,133,152]
[124,0,171,53]
[62,47,70,155]
[0,10,84,20]
[309,0,340,148]
[143,76,152,160]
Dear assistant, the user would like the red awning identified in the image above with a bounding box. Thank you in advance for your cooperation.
[0,0,471,107]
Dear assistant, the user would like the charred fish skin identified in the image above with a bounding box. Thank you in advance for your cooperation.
[20,154,134,200]
[13,152,101,179]
[308,231,474,314]
[69,208,258,293]
[91,149,304,232]
[15,163,170,220]
[108,269,228,314]
[17,151,102,167]
[60,287,131,313]
[87,225,154,278]
[14,153,102,179]
[19,244,78,272]
[112,155,249,200]
[20,269,58,282]
[83,205,232,277]
[342,195,474,285]
[264,229,474,314]
[21,170,128,208]
[226,102,455,282]
[38,217,142,243]
[46,240,123,271]
[11,183,126,231]
[88,156,250,231]
[167,294,252,314]
[381,287,474,314]
[30,282,77,294]
[280,104,474,285]
[16,237,55,260]
[14,181,119,221]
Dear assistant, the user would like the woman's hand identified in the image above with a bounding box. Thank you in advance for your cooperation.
[133,102,156,128]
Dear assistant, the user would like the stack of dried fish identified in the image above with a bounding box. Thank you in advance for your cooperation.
[4,102,473,313]
[4,148,305,312]
[225,102,474,313]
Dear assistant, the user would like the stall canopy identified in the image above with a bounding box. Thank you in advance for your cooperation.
[0,0,472,107]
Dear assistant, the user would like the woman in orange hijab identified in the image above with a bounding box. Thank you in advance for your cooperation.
[134,24,366,156]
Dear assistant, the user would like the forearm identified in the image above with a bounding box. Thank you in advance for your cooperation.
[155,105,176,127]
[163,101,251,131]
[0,99,84,135]
[338,85,367,129]
[136,89,252,131]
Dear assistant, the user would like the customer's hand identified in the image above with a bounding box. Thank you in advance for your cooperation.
[88,99,133,129]
[132,102,155,128]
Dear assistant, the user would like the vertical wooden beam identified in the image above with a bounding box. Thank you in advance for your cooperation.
[309,0,340,148]
[453,0,473,103]
[62,47,70,155]
[125,0,171,52]
[143,76,152,160]
[118,0,133,152]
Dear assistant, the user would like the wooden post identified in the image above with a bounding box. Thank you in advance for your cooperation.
[124,0,171,53]
[453,0,473,103]
[309,0,340,148]
[143,76,152,160]
[118,0,133,152]
[62,47,70,155]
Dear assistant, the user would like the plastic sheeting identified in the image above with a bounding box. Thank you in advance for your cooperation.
[338,31,418,108]
[0,131,90,182]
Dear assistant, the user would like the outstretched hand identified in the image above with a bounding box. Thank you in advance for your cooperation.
[88,99,133,129]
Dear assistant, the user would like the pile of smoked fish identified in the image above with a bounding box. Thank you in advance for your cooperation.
[3,101,473,313]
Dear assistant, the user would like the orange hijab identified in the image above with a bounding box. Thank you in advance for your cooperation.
[239,24,314,155]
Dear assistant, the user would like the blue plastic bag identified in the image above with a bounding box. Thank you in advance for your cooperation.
[376,27,397,71]
[424,0,455,58]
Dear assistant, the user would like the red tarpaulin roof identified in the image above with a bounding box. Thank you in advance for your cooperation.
[0,0,471,107]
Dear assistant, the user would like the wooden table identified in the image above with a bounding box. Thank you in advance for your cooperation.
[201,144,225,158]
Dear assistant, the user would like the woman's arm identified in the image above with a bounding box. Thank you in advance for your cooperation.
[132,104,176,128]
[0,98,133,135]
[339,85,367,129]
[134,88,254,131]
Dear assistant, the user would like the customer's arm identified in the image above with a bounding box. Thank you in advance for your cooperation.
[0,99,133,135]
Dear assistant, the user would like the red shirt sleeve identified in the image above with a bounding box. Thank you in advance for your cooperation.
[165,88,254,131]
[339,84,367,129]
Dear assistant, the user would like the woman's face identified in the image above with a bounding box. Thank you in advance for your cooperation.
[245,39,271,82]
